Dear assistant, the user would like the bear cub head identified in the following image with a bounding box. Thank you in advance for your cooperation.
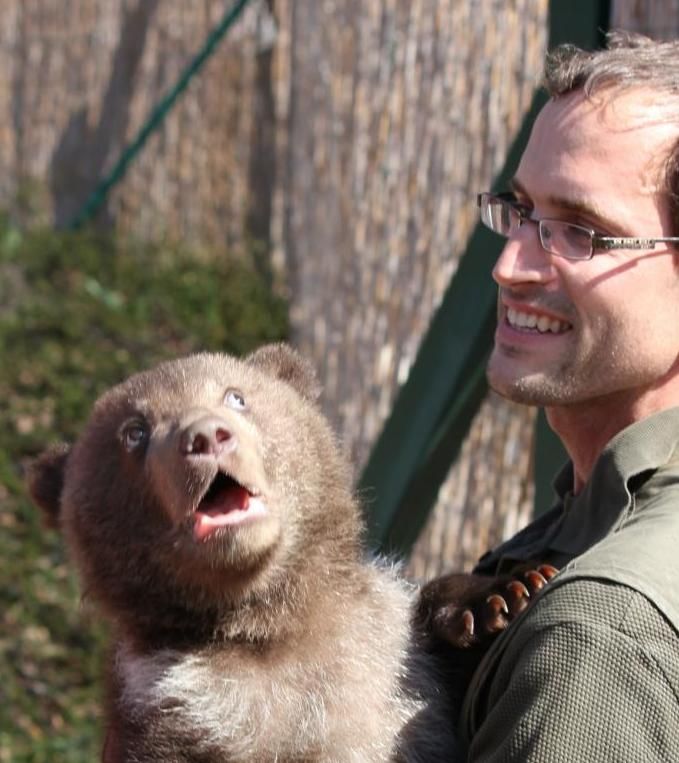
[28,344,361,643]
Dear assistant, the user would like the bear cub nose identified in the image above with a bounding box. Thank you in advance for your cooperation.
[180,416,236,457]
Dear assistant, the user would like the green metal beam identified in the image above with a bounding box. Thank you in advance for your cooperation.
[359,91,545,554]
[360,0,610,555]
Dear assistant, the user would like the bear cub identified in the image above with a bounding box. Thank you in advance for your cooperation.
[28,344,463,762]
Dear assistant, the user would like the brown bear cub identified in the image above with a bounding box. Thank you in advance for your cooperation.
[29,344,462,762]
[28,344,550,761]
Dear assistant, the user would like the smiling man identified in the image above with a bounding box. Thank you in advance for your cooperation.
[458,33,679,761]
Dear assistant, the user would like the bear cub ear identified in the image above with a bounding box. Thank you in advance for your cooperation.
[246,343,322,402]
[26,443,71,529]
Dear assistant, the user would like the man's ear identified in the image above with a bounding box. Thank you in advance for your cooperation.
[26,443,71,530]
[246,343,322,402]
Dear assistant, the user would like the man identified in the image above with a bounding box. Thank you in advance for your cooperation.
[460,32,679,760]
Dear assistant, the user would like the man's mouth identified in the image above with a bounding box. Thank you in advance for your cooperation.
[193,472,267,541]
[506,307,572,335]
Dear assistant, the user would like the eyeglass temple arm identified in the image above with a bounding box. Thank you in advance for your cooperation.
[593,236,679,251]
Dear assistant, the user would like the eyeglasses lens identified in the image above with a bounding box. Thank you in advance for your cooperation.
[480,195,518,236]
[479,193,594,260]
[539,220,592,260]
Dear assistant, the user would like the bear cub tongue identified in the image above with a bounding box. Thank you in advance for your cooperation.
[193,483,251,541]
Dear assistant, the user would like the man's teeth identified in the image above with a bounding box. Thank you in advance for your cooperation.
[507,307,569,334]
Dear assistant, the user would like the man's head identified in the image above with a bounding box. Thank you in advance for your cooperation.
[486,33,679,418]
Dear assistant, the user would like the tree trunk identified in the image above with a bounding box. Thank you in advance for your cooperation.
[275,0,548,576]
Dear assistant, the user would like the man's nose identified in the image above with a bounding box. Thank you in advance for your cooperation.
[491,224,557,288]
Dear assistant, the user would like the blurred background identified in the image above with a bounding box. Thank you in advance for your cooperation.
[0,0,674,759]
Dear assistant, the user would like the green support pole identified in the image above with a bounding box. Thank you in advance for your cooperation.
[360,0,610,555]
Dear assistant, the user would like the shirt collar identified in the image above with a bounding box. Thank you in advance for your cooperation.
[550,407,679,556]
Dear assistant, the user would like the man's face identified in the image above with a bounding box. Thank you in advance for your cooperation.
[487,89,679,409]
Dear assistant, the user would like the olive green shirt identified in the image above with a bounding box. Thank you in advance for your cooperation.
[461,408,679,762]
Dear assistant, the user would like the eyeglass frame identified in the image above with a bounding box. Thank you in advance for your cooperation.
[477,192,679,261]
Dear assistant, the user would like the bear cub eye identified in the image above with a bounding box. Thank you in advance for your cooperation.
[224,388,246,411]
[120,420,149,452]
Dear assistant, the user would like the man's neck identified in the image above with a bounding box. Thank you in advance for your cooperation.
[545,382,679,494]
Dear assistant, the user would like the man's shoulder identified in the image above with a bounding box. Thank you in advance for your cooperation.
[461,576,679,757]
[555,486,679,631]
[522,577,666,641]
[486,577,679,714]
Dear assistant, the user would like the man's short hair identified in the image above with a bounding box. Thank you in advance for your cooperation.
[543,32,679,237]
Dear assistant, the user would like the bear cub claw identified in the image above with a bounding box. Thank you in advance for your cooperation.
[417,563,558,649]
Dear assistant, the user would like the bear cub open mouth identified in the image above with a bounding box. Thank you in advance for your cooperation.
[193,471,266,541]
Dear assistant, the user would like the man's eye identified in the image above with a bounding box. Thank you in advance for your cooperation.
[224,389,246,410]
[502,193,532,218]
[512,199,533,217]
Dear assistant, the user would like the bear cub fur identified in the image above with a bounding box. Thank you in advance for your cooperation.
[28,344,461,762]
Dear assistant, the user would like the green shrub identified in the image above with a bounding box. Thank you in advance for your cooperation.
[0,216,288,762]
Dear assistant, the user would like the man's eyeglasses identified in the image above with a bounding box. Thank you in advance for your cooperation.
[477,192,679,261]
